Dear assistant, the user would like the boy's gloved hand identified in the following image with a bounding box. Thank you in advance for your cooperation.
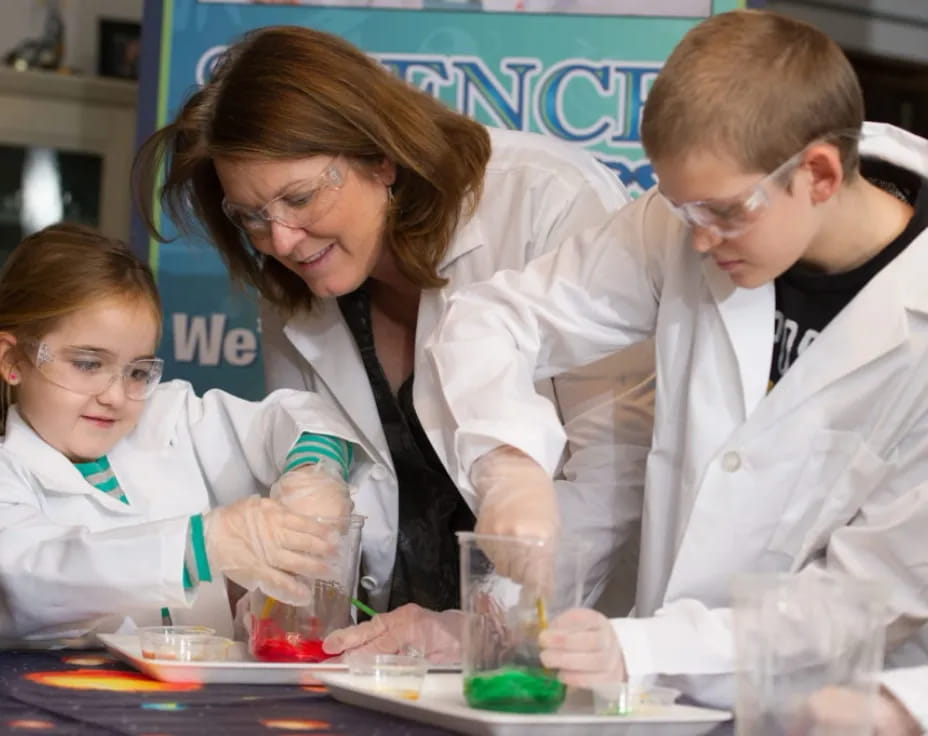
[271,459,353,521]
[470,446,560,585]
[802,687,922,736]
[204,495,338,605]
[323,603,464,665]
[539,608,627,688]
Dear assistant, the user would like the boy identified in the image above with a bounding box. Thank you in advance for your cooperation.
[425,9,928,703]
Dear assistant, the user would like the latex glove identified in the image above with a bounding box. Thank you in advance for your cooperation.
[323,603,464,665]
[538,608,627,688]
[204,495,339,605]
[800,687,922,736]
[470,446,560,586]
[271,458,353,522]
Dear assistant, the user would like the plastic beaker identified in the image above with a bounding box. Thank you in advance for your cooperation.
[457,532,590,714]
[733,573,886,736]
[250,514,364,662]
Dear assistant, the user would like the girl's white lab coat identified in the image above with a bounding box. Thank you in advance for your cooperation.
[428,122,928,701]
[0,380,364,643]
[261,127,655,614]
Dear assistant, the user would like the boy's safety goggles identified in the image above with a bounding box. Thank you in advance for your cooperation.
[659,129,861,239]
[27,341,164,400]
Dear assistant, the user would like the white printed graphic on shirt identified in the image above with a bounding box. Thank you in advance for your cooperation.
[774,310,820,376]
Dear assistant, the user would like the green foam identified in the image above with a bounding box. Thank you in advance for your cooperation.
[464,666,566,714]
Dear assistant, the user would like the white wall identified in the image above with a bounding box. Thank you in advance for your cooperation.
[0,0,144,76]
[766,0,928,64]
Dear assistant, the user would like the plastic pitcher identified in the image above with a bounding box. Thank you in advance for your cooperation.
[249,514,364,662]
[457,531,590,714]
[733,573,886,736]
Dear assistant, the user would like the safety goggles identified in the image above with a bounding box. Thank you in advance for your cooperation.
[221,156,345,238]
[659,130,861,239]
[27,341,164,400]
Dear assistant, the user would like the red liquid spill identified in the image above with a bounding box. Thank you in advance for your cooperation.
[252,620,336,663]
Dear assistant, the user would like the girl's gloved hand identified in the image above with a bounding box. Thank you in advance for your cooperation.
[323,603,464,665]
[204,495,339,605]
[271,459,353,521]
[539,608,627,688]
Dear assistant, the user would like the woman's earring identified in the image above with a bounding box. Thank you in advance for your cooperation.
[8,372,16,383]
[387,185,394,204]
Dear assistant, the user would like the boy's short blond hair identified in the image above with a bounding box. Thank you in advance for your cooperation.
[642,10,863,178]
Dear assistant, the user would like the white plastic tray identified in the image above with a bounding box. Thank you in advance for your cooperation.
[318,672,732,736]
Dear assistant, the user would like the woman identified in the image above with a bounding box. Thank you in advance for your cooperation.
[135,24,653,616]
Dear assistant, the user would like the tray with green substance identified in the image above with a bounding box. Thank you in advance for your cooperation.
[319,671,732,735]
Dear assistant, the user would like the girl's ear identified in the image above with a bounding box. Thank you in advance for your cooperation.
[372,157,397,187]
[0,333,21,384]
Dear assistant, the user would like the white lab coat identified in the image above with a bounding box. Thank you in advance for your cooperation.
[0,380,365,644]
[428,122,928,703]
[881,666,928,732]
[261,127,655,614]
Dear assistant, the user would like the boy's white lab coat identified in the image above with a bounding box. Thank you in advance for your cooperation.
[0,380,365,643]
[261,127,655,614]
[881,666,928,732]
[428,122,928,701]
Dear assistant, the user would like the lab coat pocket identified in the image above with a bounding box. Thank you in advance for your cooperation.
[766,430,891,562]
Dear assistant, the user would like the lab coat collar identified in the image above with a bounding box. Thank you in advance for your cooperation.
[282,300,392,469]
[2,407,137,514]
[437,204,486,273]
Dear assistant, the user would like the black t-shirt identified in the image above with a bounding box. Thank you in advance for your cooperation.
[769,161,928,387]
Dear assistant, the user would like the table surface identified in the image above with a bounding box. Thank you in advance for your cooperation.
[0,649,736,735]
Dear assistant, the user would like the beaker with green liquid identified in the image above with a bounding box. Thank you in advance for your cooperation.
[456,532,590,714]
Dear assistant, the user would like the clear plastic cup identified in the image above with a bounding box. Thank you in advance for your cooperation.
[733,573,887,736]
[457,532,591,714]
[345,652,428,700]
[591,683,681,715]
[138,626,231,661]
[250,514,364,662]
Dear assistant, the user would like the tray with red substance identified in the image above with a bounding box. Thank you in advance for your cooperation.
[98,633,459,685]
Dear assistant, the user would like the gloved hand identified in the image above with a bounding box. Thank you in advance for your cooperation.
[323,603,464,665]
[271,458,353,522]
[800,687,922,736]
[538,608,627,688]
[204,495,339,605]
[470,446,560,586]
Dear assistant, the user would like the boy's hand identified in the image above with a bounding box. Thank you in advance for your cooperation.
[802,686,922,735]
[539,608,627,687]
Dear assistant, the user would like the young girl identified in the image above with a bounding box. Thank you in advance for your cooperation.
[0,224,364,644]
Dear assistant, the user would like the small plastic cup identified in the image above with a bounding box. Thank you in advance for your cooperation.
[592,683,680,715]
[345,652,428,700]
[138,626,231,661]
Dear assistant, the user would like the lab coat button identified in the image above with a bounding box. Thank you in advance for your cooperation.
[721,451,741,472]
[359,575,378,591]
[370,465,388,481]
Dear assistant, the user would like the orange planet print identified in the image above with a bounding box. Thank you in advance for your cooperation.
[6,720,56,731]
[25,669,201,692]
[260,719,331,730]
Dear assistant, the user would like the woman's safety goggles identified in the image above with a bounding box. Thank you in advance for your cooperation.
[28,342,164,400]
[221,157,345,238]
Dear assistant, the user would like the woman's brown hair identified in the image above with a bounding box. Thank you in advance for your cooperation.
[134,25,492,316]
[0,223,162,433]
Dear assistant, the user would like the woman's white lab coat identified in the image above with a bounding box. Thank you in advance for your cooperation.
[0,380,364,643]
[882,666,928,732]
[261,127,655,614]
[428,122,928,702]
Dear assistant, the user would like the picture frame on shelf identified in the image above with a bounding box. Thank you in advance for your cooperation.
[97,19,141,80]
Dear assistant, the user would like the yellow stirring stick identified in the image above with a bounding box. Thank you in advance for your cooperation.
[260,596,277,619]
[536,597,548,631]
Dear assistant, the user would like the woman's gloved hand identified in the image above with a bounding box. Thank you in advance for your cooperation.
[271,458,353,521]
[801,686,922,736]
[323,603,464,665]
[204,495,339,605]
[470,446,560,585]
[539,608,627,688]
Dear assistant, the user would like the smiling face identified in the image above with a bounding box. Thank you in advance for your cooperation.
[654,148,824,288]
[214,154,395,299]
[7,296,160,462]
